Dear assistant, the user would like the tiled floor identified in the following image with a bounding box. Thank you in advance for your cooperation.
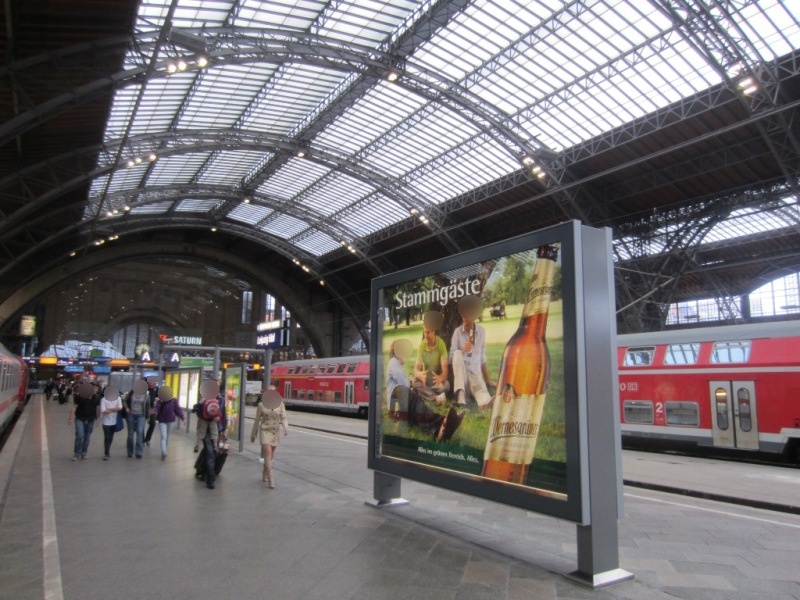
[0,398,798,600]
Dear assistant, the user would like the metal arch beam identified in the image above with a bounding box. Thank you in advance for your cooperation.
[0,129,447,256]
[559,45,800,168]
[651,0,800,203]
[0,28,545,165]
[0,211,327,286]
[0,218,371,353]
[101,184,368,253]
[0,240,345,358]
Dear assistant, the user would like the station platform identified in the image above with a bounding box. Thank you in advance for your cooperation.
[1,397,799,600]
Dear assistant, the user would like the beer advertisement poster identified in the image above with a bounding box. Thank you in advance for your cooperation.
[367,221,611,522]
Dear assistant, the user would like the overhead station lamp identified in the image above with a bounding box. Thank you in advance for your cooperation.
[166,28,210,72]
[385,68,402,82]
[521,154,546,179]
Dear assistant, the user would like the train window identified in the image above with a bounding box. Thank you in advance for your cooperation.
[316,390,323,401]
[324,391,334,402]
[363,379,369,391]
[291,389,299,399]
[326,365,335,374]
[308,365,316,374]
[714,388,729,431]
[301,366,310,374]
[336,364,346,374]
[737,387,753,432]
[664,343,700,365]
[346,363,357,373]
[665,401,699,426]
[334,391,343,403]
[623,346,655,366]
[297,390,306,400]
[710,340,751,363]
[623,400,654,424]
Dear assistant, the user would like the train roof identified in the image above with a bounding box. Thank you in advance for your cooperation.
[272,355,369,367]
[618,320,800,347]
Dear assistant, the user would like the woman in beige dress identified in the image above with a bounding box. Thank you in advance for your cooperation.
[250,390,288,488]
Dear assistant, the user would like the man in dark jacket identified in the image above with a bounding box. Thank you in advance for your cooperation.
[67,382,100,460]
[143,379,158,447]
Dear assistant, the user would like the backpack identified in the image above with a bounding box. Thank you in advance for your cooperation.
[201,397,221,421]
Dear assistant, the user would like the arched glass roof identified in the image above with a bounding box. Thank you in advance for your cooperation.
[87,0,800,260]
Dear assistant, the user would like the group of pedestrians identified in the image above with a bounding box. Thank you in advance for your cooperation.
[64,376,289,491]
[67,378,184,461]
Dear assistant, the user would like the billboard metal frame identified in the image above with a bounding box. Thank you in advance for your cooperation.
[367,220,632,588]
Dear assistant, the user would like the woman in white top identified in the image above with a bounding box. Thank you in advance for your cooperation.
[100,384,123,460]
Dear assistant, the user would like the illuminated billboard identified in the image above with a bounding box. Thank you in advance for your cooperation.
[19,315,36,336]
[369,221,618,524]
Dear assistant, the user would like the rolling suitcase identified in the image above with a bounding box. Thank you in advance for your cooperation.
[194,441,229,479]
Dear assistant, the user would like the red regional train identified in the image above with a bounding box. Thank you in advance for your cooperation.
[0,342,28,436]
[271,321,800,462]
[271,355,370,415]
[618,320,800,463]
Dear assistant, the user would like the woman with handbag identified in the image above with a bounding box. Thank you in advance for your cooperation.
[250,389,288,488]
[99,384,123,461]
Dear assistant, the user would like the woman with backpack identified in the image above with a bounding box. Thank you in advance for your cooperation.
[250,389,289,488]
[154,385,184,459]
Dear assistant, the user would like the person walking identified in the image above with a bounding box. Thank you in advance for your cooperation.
[249,389,288,488]
[143,379,159,447]
[194,380,227,489]
[154,385,184,459]
[124,379,151,459]
[100,384,123,460]
[68,381,100,460]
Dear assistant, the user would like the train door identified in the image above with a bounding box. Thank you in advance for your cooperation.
[709,381,759,450]
[344,381,354,409]
[283,381,291,400]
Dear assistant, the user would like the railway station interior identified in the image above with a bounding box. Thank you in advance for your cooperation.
[1,1,800,599]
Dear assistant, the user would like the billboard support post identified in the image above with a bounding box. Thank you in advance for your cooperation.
[568,226,633,589]
[365,471,408,508]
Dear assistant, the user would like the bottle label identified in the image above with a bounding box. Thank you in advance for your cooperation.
[520,262,556,318]
[483,391,546,466]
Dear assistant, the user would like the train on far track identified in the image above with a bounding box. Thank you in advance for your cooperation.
[270,320,800,463]
[0,343,28,437]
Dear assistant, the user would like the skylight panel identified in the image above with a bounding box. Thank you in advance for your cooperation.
[300,173,374,216]
[130,202,173,214]
[734,1,800,60]
[318,0,416,46]
[129,75,195,137]
[104,165,150,197]
[240,64,348,135]
[228,203,273,225]
[363,105,481,177]
[292,230,340,256]
[408,140,517,205]
[259,213,307,239]
[704,208,796,243]
[336,193,406,237]
[233,0,327,30]
[88,175,111,204]
[172,1,233,28]
[178,64,278,129]
[175,199,224,212]
[316,82,426,155]
[146,153,213,186]
[196,150,268,186]
[104,86,140,142]
[259,158,331,200]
